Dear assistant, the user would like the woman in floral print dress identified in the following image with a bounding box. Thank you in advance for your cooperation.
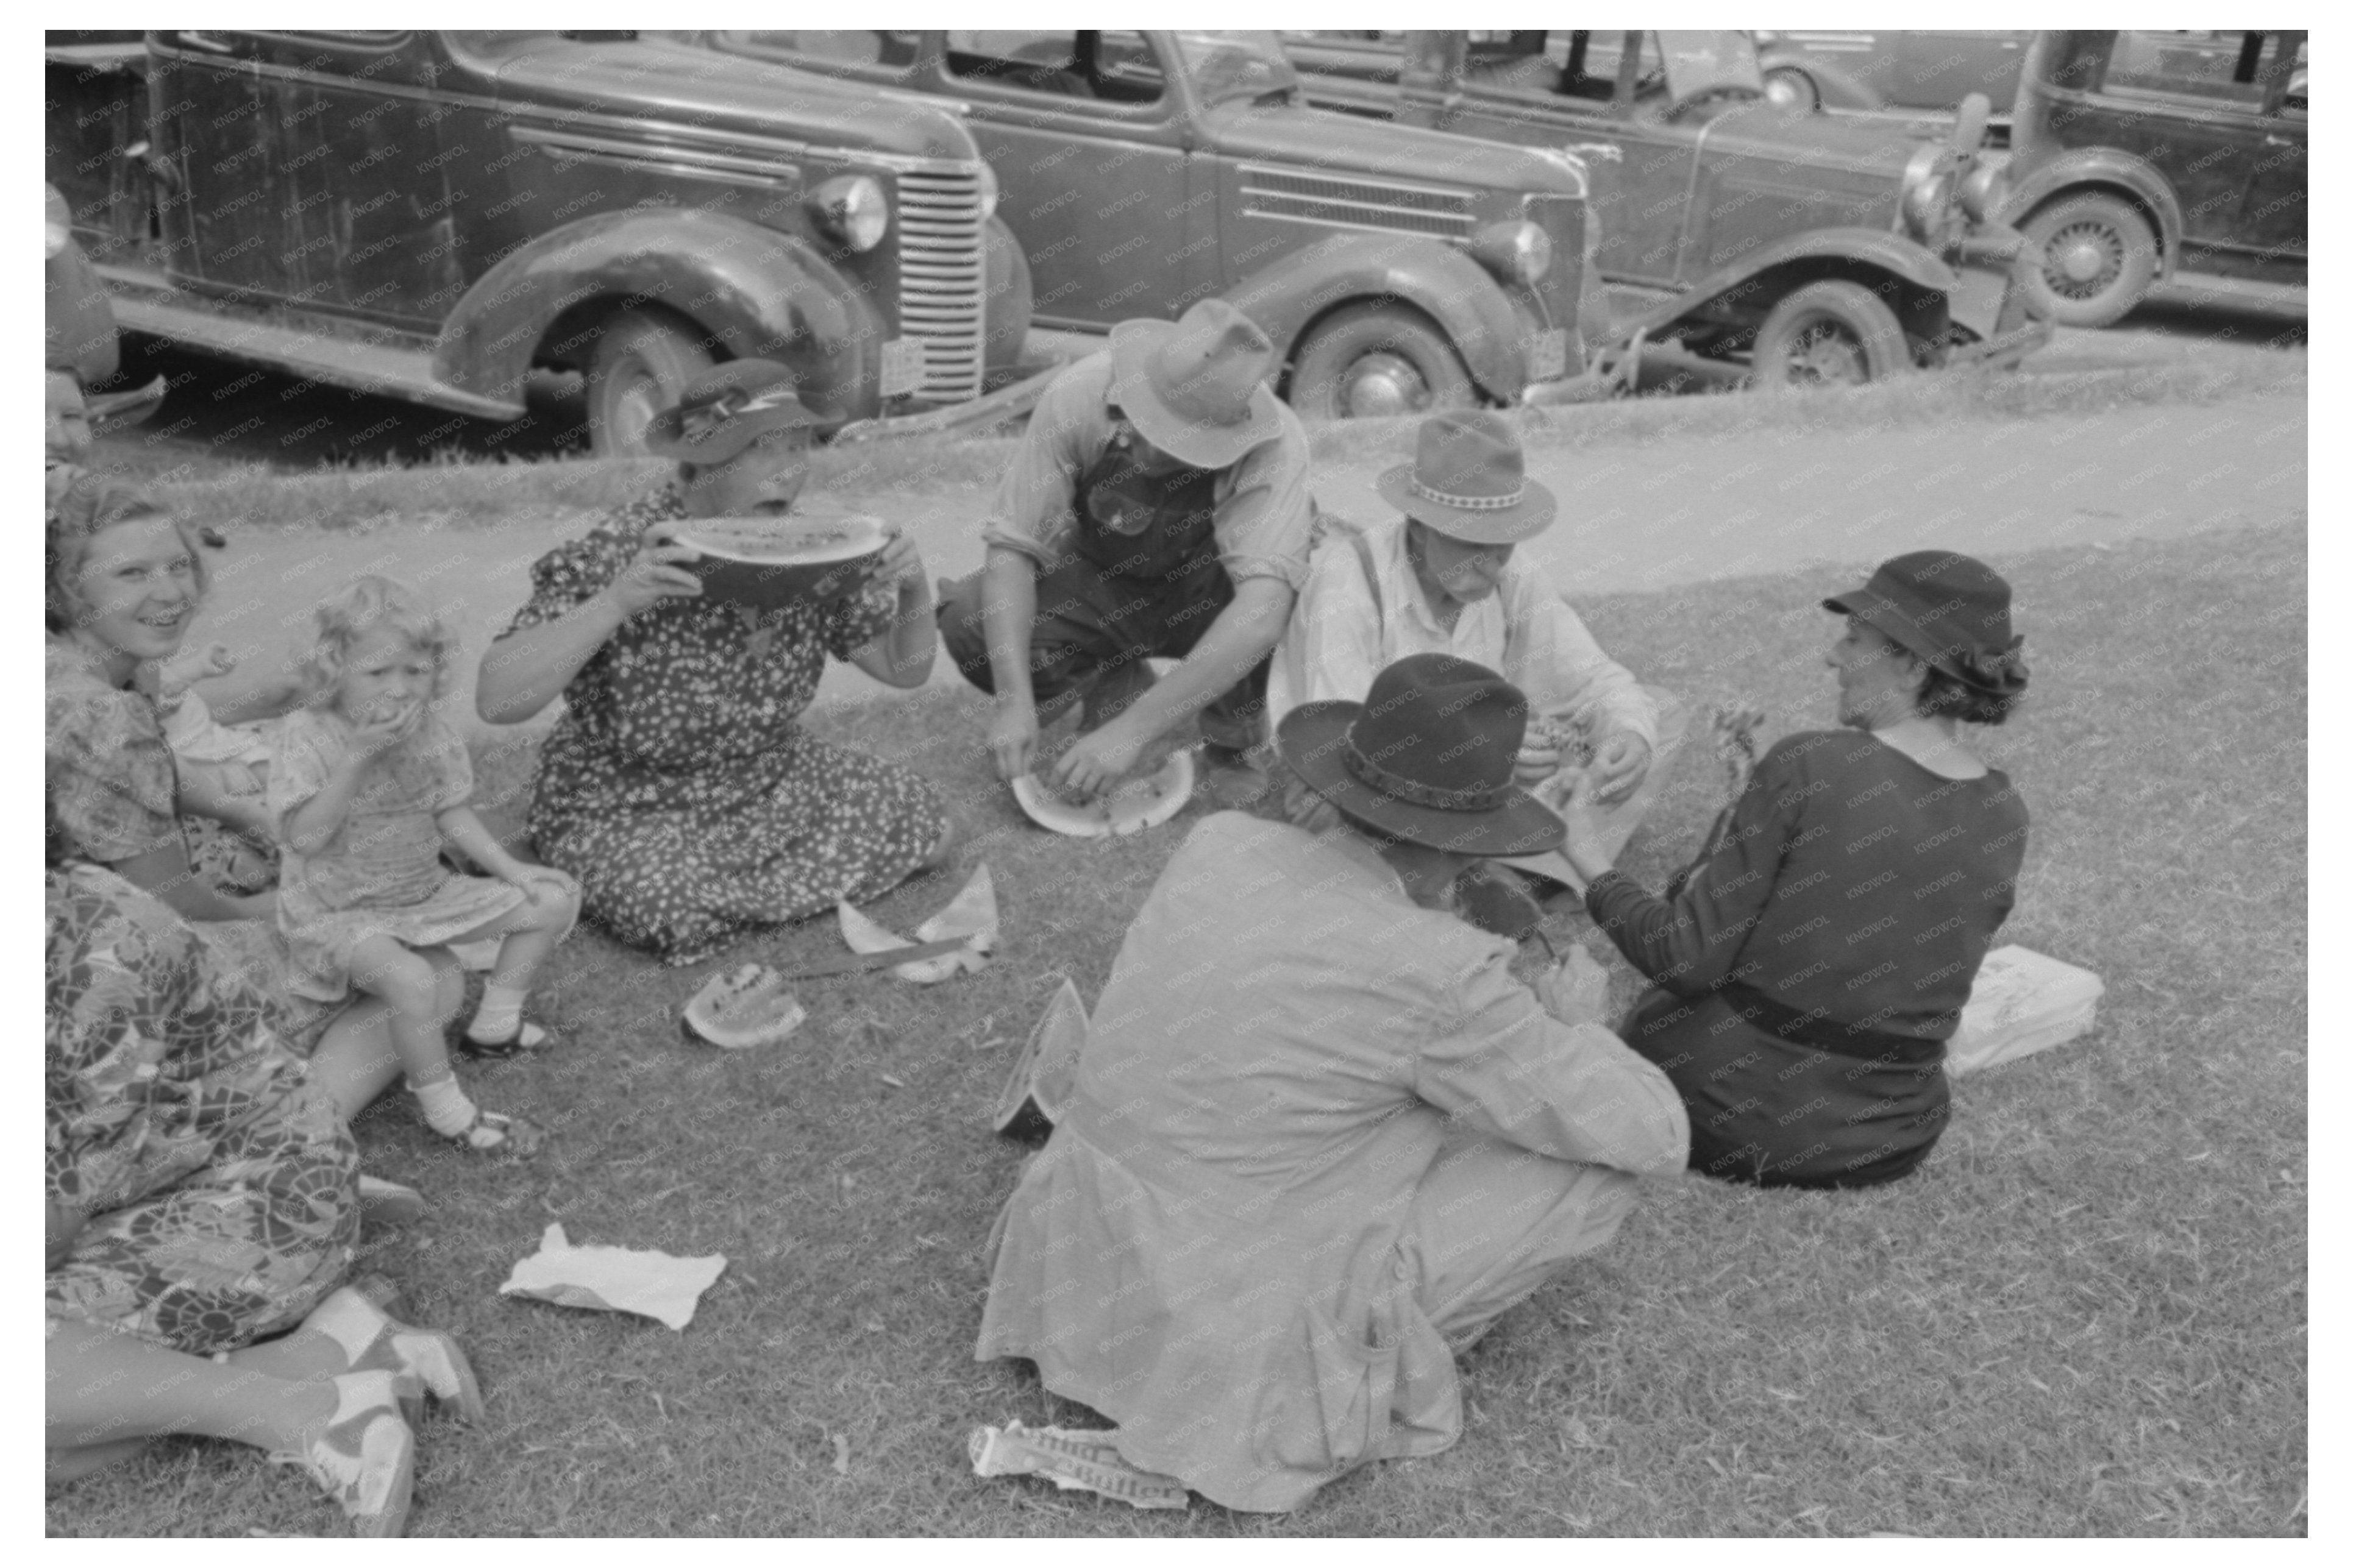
[477,362,952,965]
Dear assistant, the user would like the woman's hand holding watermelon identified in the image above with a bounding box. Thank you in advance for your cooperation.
[857,525,926,605]
[605,523,707,619]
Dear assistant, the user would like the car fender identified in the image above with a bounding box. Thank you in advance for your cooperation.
[1754,46,1885,112]
[432,208,884,424]
[1615,227,1960,339]
[1996,148,2184,280]
[1218,231,1532,402]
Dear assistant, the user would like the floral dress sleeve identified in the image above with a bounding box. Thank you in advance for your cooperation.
[499,495,664,637]
[818,581,903,663]
[46,658,180,865]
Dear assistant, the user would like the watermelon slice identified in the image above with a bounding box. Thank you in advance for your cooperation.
[993,978,1090,1139]
[680,963,807,1049]
[673,505,889,611]
[836,864,997,984]
[1011,750,1194,839]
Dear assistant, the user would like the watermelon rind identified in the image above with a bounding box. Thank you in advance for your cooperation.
[1011,750,1194,839]
[680,962,807,1049]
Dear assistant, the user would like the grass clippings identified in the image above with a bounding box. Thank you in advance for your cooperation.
[47,522,2304,1538]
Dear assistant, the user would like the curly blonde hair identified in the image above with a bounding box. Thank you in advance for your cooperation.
[297,575,456,710]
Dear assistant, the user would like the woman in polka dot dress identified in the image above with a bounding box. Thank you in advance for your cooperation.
[476,361,952,966]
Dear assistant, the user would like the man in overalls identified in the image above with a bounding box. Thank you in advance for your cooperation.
[938,299,1313,805]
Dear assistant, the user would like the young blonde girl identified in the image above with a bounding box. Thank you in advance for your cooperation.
[269,576,578,1155]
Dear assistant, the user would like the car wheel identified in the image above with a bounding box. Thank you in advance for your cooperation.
[586,307,717,458]
[1286,303,1476,422]
[1763,66,1820,112]
[2018,191,2159,329]
[1750,280,1911,388]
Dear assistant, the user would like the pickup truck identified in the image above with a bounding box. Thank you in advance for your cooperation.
[44,30,1053,454]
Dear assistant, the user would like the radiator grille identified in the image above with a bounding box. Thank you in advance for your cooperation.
[1239,164,1476,239]
[893,166,987,402]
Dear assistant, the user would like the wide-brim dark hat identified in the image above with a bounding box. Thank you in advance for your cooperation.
[644,360,824,463]
[1824,550,2021,690]
[1278,652,1564,857]
[1375,408,1554,545]
[1109,299,1286,470]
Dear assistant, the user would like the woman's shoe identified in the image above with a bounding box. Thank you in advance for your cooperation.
[306,1287,486,1424]
[457,1020,554,1060]
[269,1369,416,1538]
[444,1107,546,1158]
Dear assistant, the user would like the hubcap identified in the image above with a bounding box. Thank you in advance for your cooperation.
[1784,318,1869,385]
[2044,220,2124,297]
[1337,352,1430,419]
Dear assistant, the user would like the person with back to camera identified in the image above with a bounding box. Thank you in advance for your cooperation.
[270,576,580,1157]
[976,653,1687,1512]
[475,360,950,967]
[1549,552,2032,1188]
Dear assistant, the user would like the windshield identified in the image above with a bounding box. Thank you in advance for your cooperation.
[1172,30,1298,105]
[445,30,638,63]
[1654,29,1764,103]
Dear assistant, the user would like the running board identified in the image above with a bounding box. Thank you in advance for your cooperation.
[96,268,525,422]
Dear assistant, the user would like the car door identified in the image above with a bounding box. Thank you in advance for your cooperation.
[2098,31,2298,262]
[930,30,1197,328]
[145,30,282,296]
[1581,32,1700,287]
[2240,35,2305,263]
[235,32,469,327]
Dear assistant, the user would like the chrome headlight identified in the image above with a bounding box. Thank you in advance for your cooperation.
[810,174,889,252]
[45,184,71,260]
[1897,145,1950,241]
[1469,219,1552,288]
[977,163,999,223]
[1958,161,2008,226]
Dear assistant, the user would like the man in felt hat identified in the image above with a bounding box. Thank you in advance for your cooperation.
[1270,410,1684,891]
[938,298,1314,805]
[976,653,1688,1513]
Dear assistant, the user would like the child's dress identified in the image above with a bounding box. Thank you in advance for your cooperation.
[268,706,525,1005]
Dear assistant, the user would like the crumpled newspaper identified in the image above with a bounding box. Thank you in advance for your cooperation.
[499,1222,727,1331]
[969,1421,1189,1509]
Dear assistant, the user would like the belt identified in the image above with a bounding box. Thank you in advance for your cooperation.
[1711,981,1946,1067]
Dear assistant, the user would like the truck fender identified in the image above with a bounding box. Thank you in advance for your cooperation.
[1614,226,1960,340]
[1219,230,1532,403]
[432,208,883,424]
[1996,147,2184,281]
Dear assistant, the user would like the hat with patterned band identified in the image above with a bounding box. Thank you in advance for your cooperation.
[1108,299,1287,471]
[1374,410,1556,546]
[644,360,825,464]
[1278,652,1565,857]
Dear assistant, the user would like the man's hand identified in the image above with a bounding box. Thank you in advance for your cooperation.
[604,523,705,619]
[1052,717,1150,799]
[988,693,1041,782]
[1541,768,1617,880]
[1536,942,1611,1028]
[1281,776,1341,835]
[1515,739,1567,786]
[1587,731,1652,806]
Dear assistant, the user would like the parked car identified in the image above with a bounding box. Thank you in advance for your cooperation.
[1999,30,2307,327]
[1751,30,2031,124]
[44,30,1052,455]
[1286,30,2048,388]
[685,29,1612,420]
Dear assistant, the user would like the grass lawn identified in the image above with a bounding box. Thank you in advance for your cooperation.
[48,522,2305,1538]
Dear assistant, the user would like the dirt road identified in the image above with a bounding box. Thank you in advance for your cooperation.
[167,388,2303,731]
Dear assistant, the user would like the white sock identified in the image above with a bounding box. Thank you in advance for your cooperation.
[466,984,528,1042]
[411,1074,478,1137]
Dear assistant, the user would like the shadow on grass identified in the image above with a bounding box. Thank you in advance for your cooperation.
[49,522,2305,1538]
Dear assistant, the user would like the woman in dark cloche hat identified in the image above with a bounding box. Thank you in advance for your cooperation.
[1551,551,2031,1189]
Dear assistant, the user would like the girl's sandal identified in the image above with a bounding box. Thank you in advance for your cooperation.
[457,1021,554,1060]
[268,1369,418,1538]
[447,1108,546,1158]
[305,1287,487,1424]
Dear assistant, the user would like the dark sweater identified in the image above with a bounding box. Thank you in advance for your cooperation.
[1588,729,2029,1052]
